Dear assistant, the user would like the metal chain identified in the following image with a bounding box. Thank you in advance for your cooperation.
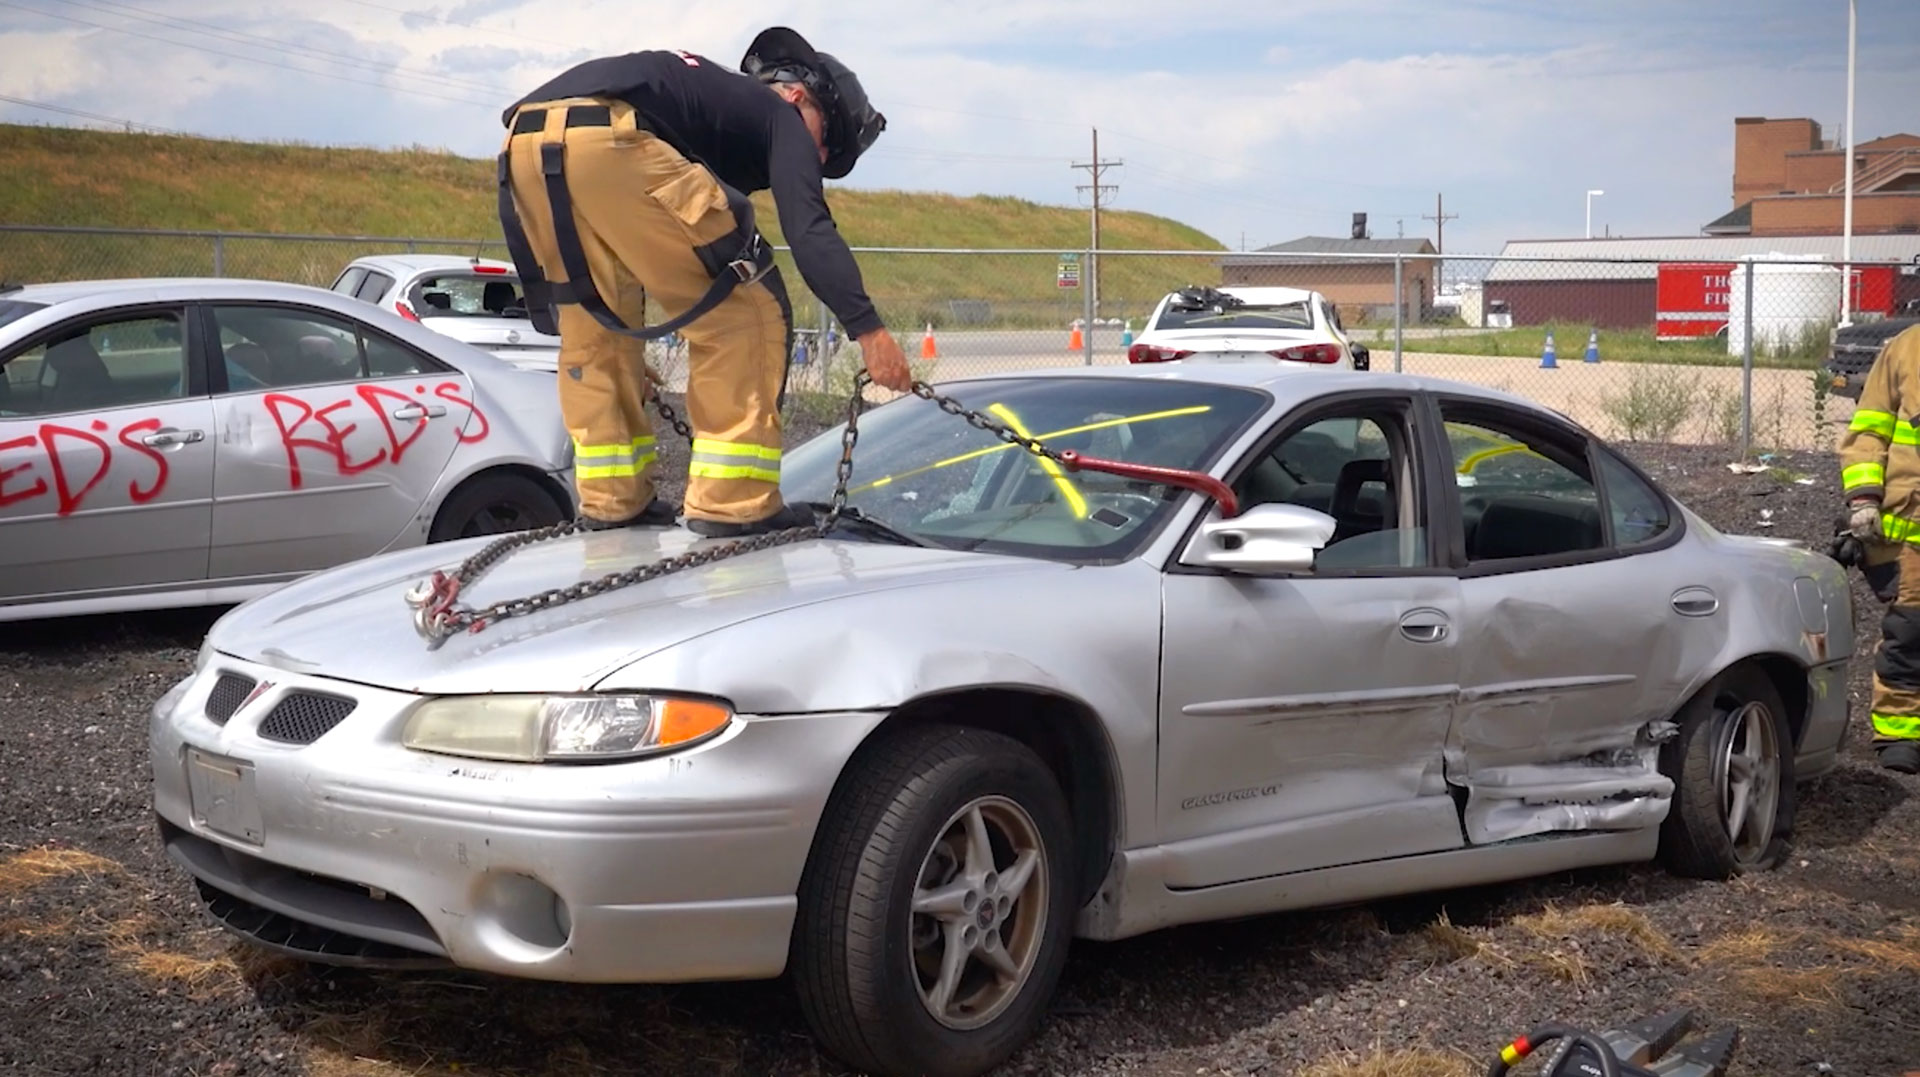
[404,369,1080,644]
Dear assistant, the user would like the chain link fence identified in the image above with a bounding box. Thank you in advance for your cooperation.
[7,225,1916,454]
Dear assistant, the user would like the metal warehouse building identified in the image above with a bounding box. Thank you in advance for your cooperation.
[1482,235,1920,330]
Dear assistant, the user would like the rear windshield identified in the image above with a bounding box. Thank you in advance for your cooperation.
[1154,300,1313,332]
[412,272,529,319]
[0,299,47,332]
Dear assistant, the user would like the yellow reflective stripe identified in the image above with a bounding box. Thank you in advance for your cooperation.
[1897,421,1920,446]
[572,431,656,456]
[1851,409,1896,437]
[1881,513,1920,542]
[691,438,781,462]
[988,402,1088,519]
[1872,712,1920,738]
[687,461,781,483]
[849,404,1213,494]
[1843,462,1886,490]
[576,453,656,480]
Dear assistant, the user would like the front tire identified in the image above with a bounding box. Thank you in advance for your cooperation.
[427,472,566,542]
[1658,665,1795,879]
[792,724,1075,1077]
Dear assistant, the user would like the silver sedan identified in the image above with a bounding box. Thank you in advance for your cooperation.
[0,278,575,622]
[149,362,1854,1077]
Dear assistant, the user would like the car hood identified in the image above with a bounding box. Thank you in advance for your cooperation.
[1835,317,1920,346]
[205,528,1069,696]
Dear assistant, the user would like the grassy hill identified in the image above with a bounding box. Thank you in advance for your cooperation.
[0,124,1225,329]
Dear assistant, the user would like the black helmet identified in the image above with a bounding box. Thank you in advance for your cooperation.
[741,26,886,179]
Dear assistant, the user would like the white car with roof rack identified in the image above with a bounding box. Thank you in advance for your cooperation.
[330,254,562,373]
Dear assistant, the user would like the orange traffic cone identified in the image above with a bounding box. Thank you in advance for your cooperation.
[921,322,938,359]
[1068,319,1083,351]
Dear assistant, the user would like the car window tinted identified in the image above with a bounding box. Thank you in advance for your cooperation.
[330,267,369,297]
[0,310,189,417]
[208,306,433,392]
[780,377,1268,560]
[1596,448,1672,545]
[1235,412,1428,569]
[354,271,394,302]
[414,272,528,319]
[1154,300,1313,332]
[1441,412,1606,563]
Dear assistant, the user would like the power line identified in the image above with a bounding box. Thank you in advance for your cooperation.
[0,0,500,108]
[1422,192,1459,286]
[45,0,508,97]
[0,91,181,134]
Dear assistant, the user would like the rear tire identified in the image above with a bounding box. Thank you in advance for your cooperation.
[1658,665,1795,879]
[792,723,1075,1077]
[427,472,566,542]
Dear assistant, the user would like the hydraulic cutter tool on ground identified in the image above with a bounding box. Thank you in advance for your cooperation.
[1485,1008,1740,1077]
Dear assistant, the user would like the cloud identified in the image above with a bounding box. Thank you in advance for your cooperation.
[0,0,1917,254]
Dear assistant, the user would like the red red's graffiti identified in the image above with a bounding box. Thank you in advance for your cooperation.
[266,379,488,490]
[0,418,171,515]
[1,379,489,515]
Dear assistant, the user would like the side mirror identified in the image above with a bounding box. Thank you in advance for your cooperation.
[1182,503,1337,574]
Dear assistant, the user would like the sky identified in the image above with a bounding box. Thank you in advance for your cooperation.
[2,0,1919,255]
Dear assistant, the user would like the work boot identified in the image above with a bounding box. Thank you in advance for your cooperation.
[1879,741,1920,775]
[577,498,678,531]
[686,503,815,538]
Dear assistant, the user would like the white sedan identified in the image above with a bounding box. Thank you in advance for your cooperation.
[329,254,561,372]
[1127,284,1368,370]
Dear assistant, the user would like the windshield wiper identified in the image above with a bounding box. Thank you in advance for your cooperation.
[798,502,938,548]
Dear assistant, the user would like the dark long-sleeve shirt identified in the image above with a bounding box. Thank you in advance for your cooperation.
[505,49,884,337]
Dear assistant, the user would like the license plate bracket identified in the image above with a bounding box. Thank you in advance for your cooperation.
[186,748,265,845]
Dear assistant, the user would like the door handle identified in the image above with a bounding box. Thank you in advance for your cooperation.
[1398,608,1450,643]
[391,404,448,421]
[141,428,204,447]
[1672,586,1719,617]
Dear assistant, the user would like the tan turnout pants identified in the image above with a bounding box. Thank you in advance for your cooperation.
[500,97,791,524]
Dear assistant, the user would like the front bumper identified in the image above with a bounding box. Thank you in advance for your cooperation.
[149,654,885,983]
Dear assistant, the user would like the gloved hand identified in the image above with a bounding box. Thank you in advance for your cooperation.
[1850,499,1882,540]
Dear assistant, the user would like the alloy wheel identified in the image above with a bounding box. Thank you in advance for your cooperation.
[908,794,1050,1031]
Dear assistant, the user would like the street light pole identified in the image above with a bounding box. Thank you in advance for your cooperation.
[1585,189,1605,239]
[1842,0,1857,324]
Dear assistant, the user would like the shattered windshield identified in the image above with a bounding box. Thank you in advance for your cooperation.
[780,376,1269,561]
[1152,291,1313,332]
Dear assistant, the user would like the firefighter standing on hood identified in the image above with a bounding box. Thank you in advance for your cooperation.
[1838,322,1920,774]
[495,27,911,535]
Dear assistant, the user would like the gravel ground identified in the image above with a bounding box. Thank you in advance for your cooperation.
[3,414,1918,1077]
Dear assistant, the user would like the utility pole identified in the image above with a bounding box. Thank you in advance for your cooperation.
[1422,192,1458,290]
[1072,127,1120,324]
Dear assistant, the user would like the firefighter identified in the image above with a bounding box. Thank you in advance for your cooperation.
[495,27,911,535]
[1839,322,1920,774]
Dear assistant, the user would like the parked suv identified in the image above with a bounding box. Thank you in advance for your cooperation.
[331,255,560,372]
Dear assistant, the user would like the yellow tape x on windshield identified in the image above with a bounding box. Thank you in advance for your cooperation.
[848,404,1214,495]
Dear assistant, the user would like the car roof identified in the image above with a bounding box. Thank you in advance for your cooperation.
[2,277,350,304]
[347,254,516,274]
[1160,285,1319,305]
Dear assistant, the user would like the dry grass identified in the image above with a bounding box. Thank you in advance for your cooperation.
[1297,1046,1480,1077]
[1420,911,1482,961]
[0,847,121,893]
[1726,964,1852,1008]
[1512,902,1680,963]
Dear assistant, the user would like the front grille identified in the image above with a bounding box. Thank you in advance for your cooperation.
[203,673,256,725]
[256,691,357,745]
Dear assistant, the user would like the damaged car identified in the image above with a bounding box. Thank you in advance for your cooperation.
[148,362,1853,1077]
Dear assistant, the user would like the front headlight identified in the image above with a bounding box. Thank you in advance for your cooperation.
[400,693,733,763]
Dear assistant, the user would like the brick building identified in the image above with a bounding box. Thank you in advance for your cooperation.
[1707,116,1920,237]
[1217,236,1435,326]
